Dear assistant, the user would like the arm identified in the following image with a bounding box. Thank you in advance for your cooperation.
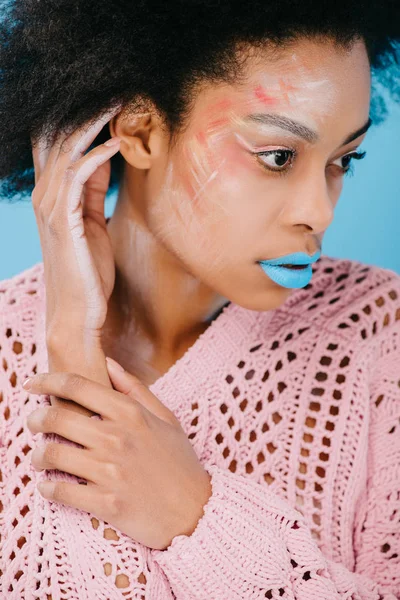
[46,327,111,387]
[151,328,400,600]
[46,328,112,417]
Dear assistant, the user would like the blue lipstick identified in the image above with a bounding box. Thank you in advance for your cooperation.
[258,250,321,289]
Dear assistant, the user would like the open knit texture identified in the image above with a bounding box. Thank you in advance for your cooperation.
[0,254,399,599]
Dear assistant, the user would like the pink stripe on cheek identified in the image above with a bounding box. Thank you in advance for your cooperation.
[196,131,207,146]
[208,116,230,130]
[179,144,215,207]
[218,139,255,177]
[180,161,197,199]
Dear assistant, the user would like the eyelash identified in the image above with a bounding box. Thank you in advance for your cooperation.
[254,148,367,178]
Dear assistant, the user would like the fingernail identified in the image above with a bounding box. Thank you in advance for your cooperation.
[23,377,33,390]
[104,137,121,147]
[37,481,55,496]
[105,356,125,372]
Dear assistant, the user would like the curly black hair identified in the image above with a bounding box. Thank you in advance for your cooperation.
[0,0,399,201]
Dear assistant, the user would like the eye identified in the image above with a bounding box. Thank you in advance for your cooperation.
[331,150,367,177]
[253,147,367,178]
[255,149,296,174]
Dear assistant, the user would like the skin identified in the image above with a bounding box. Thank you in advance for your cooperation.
[26,35,372,591]
[102,36,371,385]
[25,365,214,551]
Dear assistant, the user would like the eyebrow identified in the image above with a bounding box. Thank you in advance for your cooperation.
[244,113,373,146]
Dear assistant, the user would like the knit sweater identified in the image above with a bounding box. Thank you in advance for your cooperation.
[0,254,399,600]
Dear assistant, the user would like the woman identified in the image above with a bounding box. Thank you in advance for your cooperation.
[0,1,399,598]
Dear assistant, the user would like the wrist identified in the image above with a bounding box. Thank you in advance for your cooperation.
[46,320,102,348]
[46,328,111,389]
[162,470,213,551]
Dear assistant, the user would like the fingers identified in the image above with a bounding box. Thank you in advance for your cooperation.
[31,442,98,483]
[67,106,122,163]
[50,138,121,223]
[24,371,134,422]
[27,405,106,450]
[31,103,122,188]
[106,359,177,425]
[37,479,113,521]
[33,136,120,222]
[31,134,51,184]
[82,156,112,223]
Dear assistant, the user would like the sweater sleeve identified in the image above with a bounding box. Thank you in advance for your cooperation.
[151,335,400,599]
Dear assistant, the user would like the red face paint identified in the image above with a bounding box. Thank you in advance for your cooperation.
[208,116,230,130]
[196,131,207,146]
[204,98,234,117]
[254,85,279,106]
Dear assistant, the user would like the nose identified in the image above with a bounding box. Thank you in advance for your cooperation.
[284,171,335,236]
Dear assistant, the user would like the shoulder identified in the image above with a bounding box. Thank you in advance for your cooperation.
[0,262,45,387]
[0,264,46,451]
[276,254,400,342]
[0,261,44,314]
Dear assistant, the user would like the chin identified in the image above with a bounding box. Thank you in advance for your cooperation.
[233,285,293,312]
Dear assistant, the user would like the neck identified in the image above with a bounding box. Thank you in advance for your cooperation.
[101,187,229,377]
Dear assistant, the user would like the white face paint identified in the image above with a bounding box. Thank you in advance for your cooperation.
[104,37,371,368]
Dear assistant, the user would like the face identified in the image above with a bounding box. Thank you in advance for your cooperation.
[128,37,371,311]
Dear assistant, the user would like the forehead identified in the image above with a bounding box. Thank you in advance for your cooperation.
[189,37,371,134]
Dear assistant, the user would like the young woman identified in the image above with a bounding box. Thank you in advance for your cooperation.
[0,1,399,598]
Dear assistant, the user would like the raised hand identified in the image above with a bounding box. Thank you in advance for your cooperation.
[31,107,122,337]
[30,106,123,413]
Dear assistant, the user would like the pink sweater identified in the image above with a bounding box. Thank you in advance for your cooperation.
[1,255,399,599]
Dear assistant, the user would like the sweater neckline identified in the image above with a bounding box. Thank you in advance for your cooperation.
[103,215,263,395]
[147,299,237,395]
[36,217,290,398]
[34,262,260,394]
[35,261,262,405]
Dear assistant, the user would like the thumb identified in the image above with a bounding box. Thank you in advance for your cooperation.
[105,356,178,425]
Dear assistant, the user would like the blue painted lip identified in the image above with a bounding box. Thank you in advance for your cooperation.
[258,250,321,289]
[259,250,321,267]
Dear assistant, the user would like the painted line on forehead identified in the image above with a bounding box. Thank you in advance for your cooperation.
[200,98,236,132]
[277,78,300,105]
[254,85,280,106]
[204,98,234,117]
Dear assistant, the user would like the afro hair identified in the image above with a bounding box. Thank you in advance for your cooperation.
[0,0,399,200]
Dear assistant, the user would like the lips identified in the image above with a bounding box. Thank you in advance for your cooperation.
[259,250,321,267]
[279,264,307,270]
[257,250,321,289]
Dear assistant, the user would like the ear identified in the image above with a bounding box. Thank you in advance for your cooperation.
[108,107,166,170]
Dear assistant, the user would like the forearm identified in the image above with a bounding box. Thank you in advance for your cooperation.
[46,328,112,416]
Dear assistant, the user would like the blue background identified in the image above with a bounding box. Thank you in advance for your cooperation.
[0,100,399,281]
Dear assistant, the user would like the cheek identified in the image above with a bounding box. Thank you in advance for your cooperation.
[175,131,229,211]
[178,138,284,235]
[207,150,271,238]
[150,137,285,274]
[190,144,282,255]
[178,135,261,206]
